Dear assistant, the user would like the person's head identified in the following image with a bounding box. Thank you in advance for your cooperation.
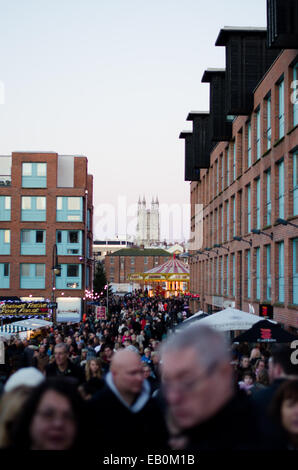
[255,359,266,372]
[268,345,298,383]
[0,386,33,448]
[144,348,151,358]
[243,373,254,386]
[85,359,102,381]
[81,349,88,360]
[151,351,160,365]
[256,368,269,386]
[54,344,69,368]
[143,364,151,380]
[39,345,46,355]
[11,378,84,450]
[270,380,298,443]
[103,345,114,360]
[241,356,250,369]
[160,324,234,430]
[110,350,144,401]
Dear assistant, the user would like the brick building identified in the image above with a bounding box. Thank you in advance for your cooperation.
[180,4,298,329]
[105,248,171,284]
[0,152,93,321]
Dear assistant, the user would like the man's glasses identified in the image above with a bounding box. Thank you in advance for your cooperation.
[162,361,218,395]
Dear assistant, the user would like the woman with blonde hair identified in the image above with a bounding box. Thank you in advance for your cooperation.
[0,387,33,448]
[84,358,104,397]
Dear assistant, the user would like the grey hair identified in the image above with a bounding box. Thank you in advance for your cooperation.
[54,342,68,353]
[160,324,231,369]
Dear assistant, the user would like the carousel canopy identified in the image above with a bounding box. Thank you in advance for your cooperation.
[128,257,189,282]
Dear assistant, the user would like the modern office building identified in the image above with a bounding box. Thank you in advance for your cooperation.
[0,152,93,322]
[180,1,298,329]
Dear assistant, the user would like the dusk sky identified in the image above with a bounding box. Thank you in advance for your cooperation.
[0,0,267,241]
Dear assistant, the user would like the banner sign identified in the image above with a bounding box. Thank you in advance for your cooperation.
[96,306,106,320]
[0,302,49,317]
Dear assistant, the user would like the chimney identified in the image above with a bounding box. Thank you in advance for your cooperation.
[201,68,232,142]
[187,112,212,168]
[267,0,298,49]
[179,131,200,181]
[215,27,281,115]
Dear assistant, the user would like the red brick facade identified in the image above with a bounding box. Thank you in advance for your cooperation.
[189,50,298,328]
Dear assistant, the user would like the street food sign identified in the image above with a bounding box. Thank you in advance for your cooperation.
[0,302,49,317]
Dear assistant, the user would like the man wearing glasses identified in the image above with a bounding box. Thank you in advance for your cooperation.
[160,324,273,450]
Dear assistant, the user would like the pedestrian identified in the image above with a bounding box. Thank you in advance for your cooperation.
[88,349,168,454]
[45,343,85,385]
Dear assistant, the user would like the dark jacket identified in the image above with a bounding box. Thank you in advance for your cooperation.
[45,359,85,385]
[185,390,277,451]
[87,372,169,454]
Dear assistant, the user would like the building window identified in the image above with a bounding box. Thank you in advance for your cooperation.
[35,264,45,277]
[36,231,44,243]
[68,231,79,243]
[278,241,285,303]
[247,121,251,167]
[220,205,223,243]
[256,247,260,300]
[22,163,32,176]
[266,170,271,225]
[266,245,271,300]
[57,231,62,243]
[266,94,271,149]
[256,108,261,160]
[22,162,47,187]
[247,250,251,299]
[21,196,46,221]
[247,185,251,233]
[67,197,81,210]
[226,147,229,187]
[130,267,135,274]
[225,255,229,296]
[278,78,285,139]
[130,257,135,265]
[4,263,9,277]
[57,197,63,210]
[144,257,148,265]
[35,197,45,210]
[256,177,261,230]
[232,197,236,237]
[293,238,298,305]
[22,197,31,210]
[232,141,236,181]
[278,160,285,219]
[67,265,79,277]
[37,163,46,176]
[154,256,159,265]
[226,201,229,242]
[220,257,223,295]
[22,230,31,243]
[21,264,30,277]
[110,256,114,265]
[232,254,235,297]
[294,63,298,128]
[221,154,224,190]
[4,230,10,244]
[293,152,298,216]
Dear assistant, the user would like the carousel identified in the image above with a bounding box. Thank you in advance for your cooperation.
[128,256,190,298]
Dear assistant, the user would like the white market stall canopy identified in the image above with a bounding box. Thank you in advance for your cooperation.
[0,319,53,341]
[193,308,267,331]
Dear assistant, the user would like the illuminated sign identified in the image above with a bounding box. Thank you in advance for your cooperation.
[0,302,49,316]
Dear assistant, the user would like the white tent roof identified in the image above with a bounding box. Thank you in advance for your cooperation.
[194,308,265,331]
[183,311,205,322]
[0,319,52,341]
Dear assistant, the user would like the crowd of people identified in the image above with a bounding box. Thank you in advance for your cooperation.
[0,291,297,452]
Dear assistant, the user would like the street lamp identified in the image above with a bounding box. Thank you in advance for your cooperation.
[52,244,60,324]
[206,247,218,255]
[233,236,252,247]
[251,228,273,240]
[275,218,298,229]
[214,243,229,252]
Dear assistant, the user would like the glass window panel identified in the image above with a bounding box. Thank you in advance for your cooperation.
[57,197,63,210]
[4,263,9,277]
[21,230,31,242]
[36,231,44,243]
[37,163,47,176]
[22,163,32,176]
[35,264,45,277]
[36,197,46,210]
[21,264,30,277]
[22,197,31,210]
[67,265,79,277]
[68,231,79,243]
[57,231,62,243]
[5,196,11,210]
[67,197,80,210]
[4,230,10,243]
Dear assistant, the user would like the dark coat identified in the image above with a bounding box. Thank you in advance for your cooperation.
[87,380,169,454]
[184,390,278,451]
[45,359,85,385]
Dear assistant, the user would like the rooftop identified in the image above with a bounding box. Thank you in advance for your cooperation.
[107,248,170,257]
[216,26,267,46]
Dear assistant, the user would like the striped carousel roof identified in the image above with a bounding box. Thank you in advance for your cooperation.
[145,258,189,275]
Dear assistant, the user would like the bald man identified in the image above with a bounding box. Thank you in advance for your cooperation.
[88,350,168,454]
